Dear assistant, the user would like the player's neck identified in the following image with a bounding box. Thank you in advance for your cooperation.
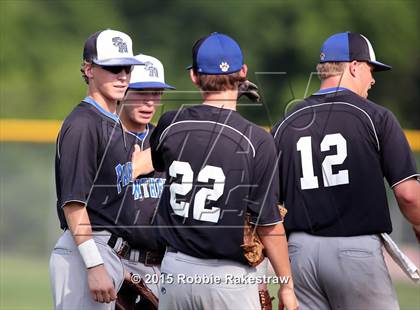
[87,90,118,114]
[319,75,356,94]
[202,90,238,110]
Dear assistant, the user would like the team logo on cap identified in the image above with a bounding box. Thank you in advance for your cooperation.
[320,52,325,61]
[144,61,159,77]
[112,37,128,53]
[219,62,230,72]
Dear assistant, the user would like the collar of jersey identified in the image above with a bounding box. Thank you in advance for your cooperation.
[313,87,349,95]
[83,96,120,123]
[127,123,149,141]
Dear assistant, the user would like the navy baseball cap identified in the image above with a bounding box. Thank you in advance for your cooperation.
[187,32,243,75]
[320,32,391,71]
[83,29,143,66]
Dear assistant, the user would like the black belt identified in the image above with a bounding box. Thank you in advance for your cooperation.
[107,234,164,266]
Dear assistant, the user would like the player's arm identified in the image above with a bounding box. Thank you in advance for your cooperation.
[63,202,117,303]
[131,112,173,179]
[57,120,117,303]
[393,179,420,242]
[257,224,298,310]
[379,110,420,242]
[249,135,298,309]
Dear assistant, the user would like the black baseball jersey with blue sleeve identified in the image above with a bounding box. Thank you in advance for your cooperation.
[271,88,419,237]
[150,104,281,264]
[55,98,165,251]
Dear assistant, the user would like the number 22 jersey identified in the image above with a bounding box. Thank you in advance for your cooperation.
[150,104,281,264]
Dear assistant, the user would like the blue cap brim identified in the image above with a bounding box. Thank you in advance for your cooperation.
[128,81,175,90]
[93,58,144,66]
[186,65,193,70]
[369,60,392,72]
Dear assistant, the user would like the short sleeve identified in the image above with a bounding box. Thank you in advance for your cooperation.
[150,112,172,172]
[248,134,281,225]
[56,118,99,207]
[379,110,419,187]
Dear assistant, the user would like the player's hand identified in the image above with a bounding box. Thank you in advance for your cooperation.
[87,264,117,303]
[278,285,299,310]
[238,80,260,102]
[131,145,154,180]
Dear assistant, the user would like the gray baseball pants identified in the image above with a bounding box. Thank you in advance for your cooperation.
[49,230,161,309]
[288,232,399,310]
[158,250,260,310]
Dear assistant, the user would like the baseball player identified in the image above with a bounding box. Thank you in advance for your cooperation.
[148,32,298,310]
[117,53,175,298]
[272,31,420,309]
[49,29,147,309]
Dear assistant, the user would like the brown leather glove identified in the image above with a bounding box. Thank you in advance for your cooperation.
[116,274,158,310]
[241,213,265,267]
[259,288,275,310]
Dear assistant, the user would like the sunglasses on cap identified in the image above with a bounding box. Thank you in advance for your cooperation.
[97,65,133,75]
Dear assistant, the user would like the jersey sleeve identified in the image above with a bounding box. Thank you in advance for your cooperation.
[379,110,419,187]
[270,122,286,204]
[150,112,172,172]
[56,118,99,208]
[248,134,282,225]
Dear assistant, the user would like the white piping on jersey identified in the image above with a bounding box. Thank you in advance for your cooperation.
[159,120,256,157]
[391,174,420,188]
[273,101,380,151]
[125,123,150,151]
[60,199,87,209]
[249,219,284,226]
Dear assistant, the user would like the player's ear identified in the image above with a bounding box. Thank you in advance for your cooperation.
[349,61,358,78]
[85,62,94,79]
[190,69,200,87]
[239,64,248,78]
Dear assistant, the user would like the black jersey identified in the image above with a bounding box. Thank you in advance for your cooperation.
[55,98,165,251]
[150,104,281,264]
[272,88,419,237]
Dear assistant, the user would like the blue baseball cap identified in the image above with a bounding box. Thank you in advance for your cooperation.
[320,32,391,71]
[187,32,244,75]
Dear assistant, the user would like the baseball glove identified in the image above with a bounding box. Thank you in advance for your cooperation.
[241,206,288,267]
[238,80,261,102]
[116,274,158,310]
[259,288,275,310]
[241,213,265,267]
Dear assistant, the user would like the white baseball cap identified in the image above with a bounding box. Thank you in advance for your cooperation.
[128,54,175,90]
[83,29,143,66]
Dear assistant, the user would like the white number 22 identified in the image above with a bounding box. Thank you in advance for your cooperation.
[297,133,349,190]
[169,161,225,223]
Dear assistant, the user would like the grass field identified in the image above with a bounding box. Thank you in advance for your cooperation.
[1,254,419,309]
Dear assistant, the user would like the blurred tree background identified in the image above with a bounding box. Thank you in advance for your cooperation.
[1,1,419,308]
[1,0,419,127]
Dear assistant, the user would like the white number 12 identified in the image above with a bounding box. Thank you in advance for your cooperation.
[297,133,349,190]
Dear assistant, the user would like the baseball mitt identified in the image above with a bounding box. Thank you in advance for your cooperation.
[116,274,158,310]
[238,80,261,102]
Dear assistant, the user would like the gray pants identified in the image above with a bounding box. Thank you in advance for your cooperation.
[159,250,260,310]
[288,232,399,310]
[49,230,161,309]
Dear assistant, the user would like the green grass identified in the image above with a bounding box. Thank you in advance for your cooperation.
[0,254,52,310]
[0,254,419,309]
[268,280,420,310]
